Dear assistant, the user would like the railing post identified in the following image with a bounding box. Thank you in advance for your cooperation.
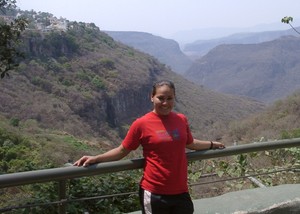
[58,180,67,214]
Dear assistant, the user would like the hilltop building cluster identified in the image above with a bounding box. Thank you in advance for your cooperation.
[34,16,68,32]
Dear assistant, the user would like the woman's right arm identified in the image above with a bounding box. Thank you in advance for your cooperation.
[73,144,130,167]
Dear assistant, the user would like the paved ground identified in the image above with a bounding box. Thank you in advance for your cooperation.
[128,184,300,214]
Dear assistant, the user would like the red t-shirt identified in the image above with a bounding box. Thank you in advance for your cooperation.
[122,111,194,195]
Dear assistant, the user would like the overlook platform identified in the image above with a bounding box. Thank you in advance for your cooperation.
[128,184,300,214]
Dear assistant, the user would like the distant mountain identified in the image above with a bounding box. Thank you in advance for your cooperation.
[105,27,300,75]
[105,31,193,74]
[170,21,294,44]
[183,27,300,58]
[185,36,300,103]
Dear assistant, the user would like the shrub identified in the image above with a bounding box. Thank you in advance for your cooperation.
[91,75,105,89]
[100,58,115,70]
[9,118,20,127]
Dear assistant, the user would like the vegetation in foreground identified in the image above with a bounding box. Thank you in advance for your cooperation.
[0,90,299,213]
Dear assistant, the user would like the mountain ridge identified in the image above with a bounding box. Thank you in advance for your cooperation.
[105,31,193,74]
[183,26,300,58]
[185,36,300,103]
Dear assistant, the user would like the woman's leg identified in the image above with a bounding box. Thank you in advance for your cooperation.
[139,187,171,214]
[170,192,194,214]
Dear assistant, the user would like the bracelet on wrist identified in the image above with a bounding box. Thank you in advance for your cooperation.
[210,141,214,149]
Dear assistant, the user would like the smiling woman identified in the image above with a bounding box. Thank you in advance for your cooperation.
[151,80,175,116]
[73,79,225,214]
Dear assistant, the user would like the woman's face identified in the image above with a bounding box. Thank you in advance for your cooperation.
[151,85,175,115]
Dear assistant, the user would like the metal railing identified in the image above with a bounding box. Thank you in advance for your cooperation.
[1,138,300,213]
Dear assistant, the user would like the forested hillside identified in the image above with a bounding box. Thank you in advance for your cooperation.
[224,89,300,143]
[0,10,265,166]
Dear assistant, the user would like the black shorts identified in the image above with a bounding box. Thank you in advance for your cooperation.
[139,187,194,214]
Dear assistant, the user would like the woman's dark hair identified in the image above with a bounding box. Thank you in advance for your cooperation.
[151,80,175,96]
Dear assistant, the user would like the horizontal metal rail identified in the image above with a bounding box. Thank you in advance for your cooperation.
[0,138,300,189]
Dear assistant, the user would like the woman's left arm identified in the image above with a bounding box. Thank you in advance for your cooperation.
[186,139,225,150]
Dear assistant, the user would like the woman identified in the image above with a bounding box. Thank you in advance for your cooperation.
[74,80,225,214]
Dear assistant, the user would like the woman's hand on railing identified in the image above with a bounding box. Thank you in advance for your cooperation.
[73,156,97,167]
[211,141,226,149]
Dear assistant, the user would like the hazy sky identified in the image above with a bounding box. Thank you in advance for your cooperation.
[18,0,299,38]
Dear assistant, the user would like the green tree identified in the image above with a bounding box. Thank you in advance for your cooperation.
[281,16,300,35]
[0,0,27,78]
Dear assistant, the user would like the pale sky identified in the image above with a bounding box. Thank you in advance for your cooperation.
[17,0,300,40]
